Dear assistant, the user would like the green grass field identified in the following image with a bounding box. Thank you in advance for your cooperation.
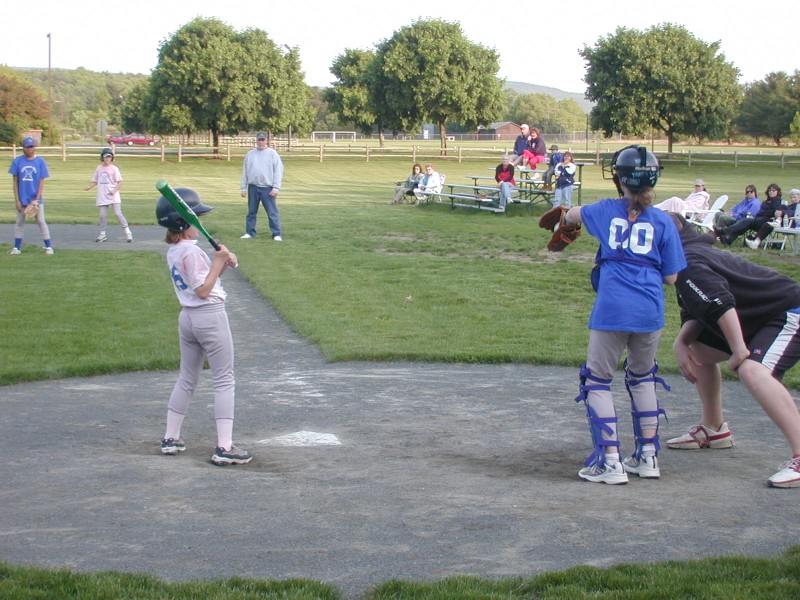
[2,151,800,597]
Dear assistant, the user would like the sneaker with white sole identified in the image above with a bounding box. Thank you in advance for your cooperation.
[578,460,628,485]
[161,438,186,455]
[44,247,54,255]
[667,422,734,449]
[768,457,800,488]
[96,233,107,243]
[240,233,253,239]
[745,238,760,250]
[273,235,282,241]
[622,454,660,478]
[126,236,133,243]
[7,248,21,255]
[211,445,253,466]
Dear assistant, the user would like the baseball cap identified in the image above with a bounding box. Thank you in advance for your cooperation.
[22,136,36,147]
[255,132,267,140]
[549,144,559,151]
[694,179,705,186]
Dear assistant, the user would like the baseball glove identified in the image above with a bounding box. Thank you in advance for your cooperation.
[539,206,581,252]
[23,202,39,219]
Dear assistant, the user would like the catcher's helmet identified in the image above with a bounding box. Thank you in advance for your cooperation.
[609,145,661,192]
[156,188,213,232]
[100,147,114,160]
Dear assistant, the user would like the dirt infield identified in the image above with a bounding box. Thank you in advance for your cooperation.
[2,224,799,599]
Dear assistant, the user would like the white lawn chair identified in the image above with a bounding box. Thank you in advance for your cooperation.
[683,195,728,231]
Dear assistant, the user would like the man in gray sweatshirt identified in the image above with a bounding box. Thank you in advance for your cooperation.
[240,132,284,241]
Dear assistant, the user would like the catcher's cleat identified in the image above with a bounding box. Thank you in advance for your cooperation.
[622,454,660,478]
[768,457,800,488]
[579,461,628,484]
[667,422,733,449]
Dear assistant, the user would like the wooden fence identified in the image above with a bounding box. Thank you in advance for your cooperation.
[2,144,800,168]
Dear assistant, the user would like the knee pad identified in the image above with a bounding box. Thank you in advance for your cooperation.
[624,359,669,458]
[576,363,619,467]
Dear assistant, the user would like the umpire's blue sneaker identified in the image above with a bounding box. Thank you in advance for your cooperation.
[161,438,186,455]
[211,445,253,466]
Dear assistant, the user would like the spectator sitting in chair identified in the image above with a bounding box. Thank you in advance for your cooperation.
[653,179,710,214]
[713,185,760,231]
[413,164,442,203]
[717,183,783,246]
[391,163,424,204]
[746,187,800,250]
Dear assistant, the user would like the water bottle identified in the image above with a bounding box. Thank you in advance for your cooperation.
[784,215,790,227]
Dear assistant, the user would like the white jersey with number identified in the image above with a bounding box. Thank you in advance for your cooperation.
[166,239,226,308]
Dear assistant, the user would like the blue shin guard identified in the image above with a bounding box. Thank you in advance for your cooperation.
[624,359,668,460]
[576,363,619,467]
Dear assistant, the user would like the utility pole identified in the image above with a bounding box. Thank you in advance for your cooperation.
[47,33,52,145]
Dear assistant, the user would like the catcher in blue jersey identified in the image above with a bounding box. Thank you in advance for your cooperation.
[561,145,687,484]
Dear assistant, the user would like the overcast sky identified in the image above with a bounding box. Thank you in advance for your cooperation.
[2,0,797,93]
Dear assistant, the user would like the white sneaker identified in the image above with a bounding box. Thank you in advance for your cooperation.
[768,457,800,488]
[44,247,54,255]
[578,461,628,485]
[745,238,760,250]
[126,235,133,243]
[273,235,283,242]
[667,422,734,449]
[96,233,107,243]
[622,454,660,478]
[240,233,253,239]
[7,247,21,255]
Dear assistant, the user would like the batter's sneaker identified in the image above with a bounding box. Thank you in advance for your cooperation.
[211,445,253,466]
[161,438,186,455]
[667,422,734,449]
[622,454,660,479]
[96,233,107,243]
[578,461,628,485]
[768,457,800,488]
[7,248,21,255]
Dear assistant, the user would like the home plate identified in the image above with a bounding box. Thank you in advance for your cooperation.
[257,431,342,447]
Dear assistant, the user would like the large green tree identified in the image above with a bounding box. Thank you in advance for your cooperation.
[0,66,49,143]
[508,93,587,134]
[736,71,800,145]
[323,49,377,136]
[146,17,312,148]
[581,23,740,153]
[373,19,504,153]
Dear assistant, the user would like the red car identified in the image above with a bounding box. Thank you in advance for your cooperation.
[106,133,158,146]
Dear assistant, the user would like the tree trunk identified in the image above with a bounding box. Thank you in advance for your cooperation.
[439,122,448,156]
[211,127,220,156]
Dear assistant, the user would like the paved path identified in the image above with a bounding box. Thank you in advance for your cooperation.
[1,224,799,599]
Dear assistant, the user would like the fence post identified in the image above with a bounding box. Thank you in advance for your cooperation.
[688,151,692,168]
[178,144,182,163]
[366,145,370,162]
[458,146,463,163]
[319,145,324,163]
[782,153,785,168]
[227,143,231,162]
[413,146,417,162]
[734,152,738,168]
[62,144,66,162]
[161,145,165,162]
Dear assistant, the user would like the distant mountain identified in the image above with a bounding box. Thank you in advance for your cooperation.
[504,81,594,114]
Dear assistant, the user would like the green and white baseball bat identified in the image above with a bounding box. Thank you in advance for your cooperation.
[155,179,221,250]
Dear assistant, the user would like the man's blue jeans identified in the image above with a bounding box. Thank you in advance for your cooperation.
[246,185,281,238]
